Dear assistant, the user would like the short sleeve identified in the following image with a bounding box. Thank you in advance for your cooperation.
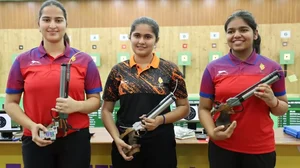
[169,64,188,99]
[6,59,24,94]
[199,68,215,99]
[102,65,121,101]
[271,66,286,97]
[85,60,102,94]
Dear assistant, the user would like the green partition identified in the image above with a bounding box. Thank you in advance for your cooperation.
[0,96,4,109]
[278,97,300,127]
[89,107,119,128]
[271,114,278,128]
[0,95,24,110]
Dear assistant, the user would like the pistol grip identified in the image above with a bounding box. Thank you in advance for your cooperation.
[120,130,141,157]
[215,111,231,129]
[120,128,134,139]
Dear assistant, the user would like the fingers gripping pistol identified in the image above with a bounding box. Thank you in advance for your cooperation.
[120,92,177,156]
[211,70,281,128]
[39,63,71,140]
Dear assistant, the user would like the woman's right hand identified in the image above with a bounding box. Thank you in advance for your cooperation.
[30,123,53,147]
[114,137,134,161]
[210,121,237,140]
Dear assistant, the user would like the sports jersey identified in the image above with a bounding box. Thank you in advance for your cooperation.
[200,50,285,154]
[103,53,188,138]
[6,41,102,136]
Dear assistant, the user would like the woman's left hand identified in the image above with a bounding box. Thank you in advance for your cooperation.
[254,84,277,106]
[51,96,81,114]
[140,115,163,131]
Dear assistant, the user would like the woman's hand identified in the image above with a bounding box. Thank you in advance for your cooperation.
[210,121,237,140]
[114,137,134,161]
[51,96,81,114]
[30,123,53,147]
[254,84,277,107]
[140,115,163,131]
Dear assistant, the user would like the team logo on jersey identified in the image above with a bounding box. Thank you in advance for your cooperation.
[158,77,163,87]
[68,52,82,63]
[259,63,265,71]
[70,56,76,62]
[29,60,41,66]
[216,70,228,76]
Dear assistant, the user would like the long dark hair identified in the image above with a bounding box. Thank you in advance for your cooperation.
[129,16,160,43]
[224,10,260,54]
[39,0,70,44]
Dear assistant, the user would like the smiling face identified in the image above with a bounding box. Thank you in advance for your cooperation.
[130,24,157,58]
[226,17,258,53]
[38,5,67,44]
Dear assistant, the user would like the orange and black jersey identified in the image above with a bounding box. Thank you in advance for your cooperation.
[103,53,188,138]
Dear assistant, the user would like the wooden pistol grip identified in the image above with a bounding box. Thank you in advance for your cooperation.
[120,128,134,139]
[215,111,231,129]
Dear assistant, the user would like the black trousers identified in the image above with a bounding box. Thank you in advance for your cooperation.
[208,141,276,168]
[22,128,91,168]
[111,133,177,168]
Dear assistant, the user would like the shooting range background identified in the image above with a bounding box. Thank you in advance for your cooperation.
[1,0,299,127]
[0,1,300,167]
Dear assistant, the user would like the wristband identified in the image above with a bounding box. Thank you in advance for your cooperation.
[162,115,166,124]
[270,98,279,108]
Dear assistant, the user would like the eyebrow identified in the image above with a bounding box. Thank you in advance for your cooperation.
[227,26,250,30]
[133,32,153,36]
[41,16,64,19]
